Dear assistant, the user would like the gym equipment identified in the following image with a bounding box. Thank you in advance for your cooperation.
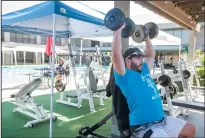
[56,45,106,112]
[183,70,191,80]
[132,22,159,43]
[104,8,125,31]
[104,8,136,38]
[76,110,115,138]
[10,78,57,128]
[159,60,204,118]
[56,42,88,109]
[187,61,204,95]
[76,74,172,138]
[171,99,205,111]
[132,25,148,43]
[173,69,178,74]
[158,75,171,87]
[55,68,67,92]
[121,18,136,38]
[144,22,159,39]
[55,80,66,92]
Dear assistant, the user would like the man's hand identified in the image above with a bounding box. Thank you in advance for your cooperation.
[117,23,126,31]
[112,23,126,75]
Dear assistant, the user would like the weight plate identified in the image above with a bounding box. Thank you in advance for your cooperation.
[121,18,136,38]
[144,22,159,39]
[104,8,125,31]
[132,25,148,43]
[173,69,178,74]
[55,80,66,92]
[183,70,191,79]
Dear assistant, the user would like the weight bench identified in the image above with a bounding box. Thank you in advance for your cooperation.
[66,90,87,98]
[58,67,105,112]
[10,78,57,128]
[172,99,205,111]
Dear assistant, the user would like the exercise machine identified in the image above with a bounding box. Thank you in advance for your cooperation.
[9,78,57,127]
[159,61,205,118]
[56,42,91,110]
[56,44,106,112]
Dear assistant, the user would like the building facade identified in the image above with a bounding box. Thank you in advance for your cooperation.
[158,23,204,50]
[1,32,107,65]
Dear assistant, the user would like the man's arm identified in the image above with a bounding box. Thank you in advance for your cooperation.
[112,24,126,75]
[144,36,155,71]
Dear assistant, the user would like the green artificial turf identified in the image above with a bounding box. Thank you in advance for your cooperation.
[2,90,113,138]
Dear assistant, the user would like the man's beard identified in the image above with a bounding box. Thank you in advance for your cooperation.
[130,61,142,72]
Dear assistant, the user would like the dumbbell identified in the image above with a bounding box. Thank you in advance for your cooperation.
[173,69,178,74]
[183,70,191,79]
[132,22,159,43]
[104,8,136,38]
[158,75,171,87]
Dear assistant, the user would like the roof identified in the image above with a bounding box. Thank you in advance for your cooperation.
[134,1,204,31]
[173,1,204,23]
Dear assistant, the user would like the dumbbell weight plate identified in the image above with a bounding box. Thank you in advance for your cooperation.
[121,18,136,38]
[158,74,171,87]
[104,8,125,31]
[55,80,66,92]
[144,22,159,39]
[173,69,178,74]
[183,70,191,79]
[132,25,149,43]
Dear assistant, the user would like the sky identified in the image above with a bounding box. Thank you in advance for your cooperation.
[2,1,171,24]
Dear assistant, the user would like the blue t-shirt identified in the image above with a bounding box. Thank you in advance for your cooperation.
[113,63,164,126]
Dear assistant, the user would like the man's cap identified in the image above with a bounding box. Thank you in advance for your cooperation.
[123,47,145,59]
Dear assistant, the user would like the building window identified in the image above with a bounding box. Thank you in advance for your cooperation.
[30,35,36,44]
[16,33,23,43]
[56,37,61,46]
[23,34,30,43]
[10,33,16,42]
[41,36,46,45]
[91,40,100,47]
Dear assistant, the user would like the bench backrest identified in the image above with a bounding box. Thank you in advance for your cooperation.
[88,69,98,91]
[15,78,42,98]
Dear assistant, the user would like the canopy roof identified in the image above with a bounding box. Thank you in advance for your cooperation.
[2,1,109,38]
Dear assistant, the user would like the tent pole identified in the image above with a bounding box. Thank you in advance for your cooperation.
[80,39,83,67]
[3,51,5,65]
[14,51,17,66]
[49,13,56,138]
[24,51,26,65]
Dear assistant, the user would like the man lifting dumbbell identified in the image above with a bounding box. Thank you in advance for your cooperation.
[107,8,196,138]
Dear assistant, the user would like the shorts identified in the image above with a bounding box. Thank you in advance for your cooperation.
[131,116,187,138]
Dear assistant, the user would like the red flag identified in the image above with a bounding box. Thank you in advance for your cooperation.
[45,37,52,56]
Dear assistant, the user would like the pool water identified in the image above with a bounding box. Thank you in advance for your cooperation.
[2,65,109,89]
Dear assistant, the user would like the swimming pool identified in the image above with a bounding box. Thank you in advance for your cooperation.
[2,65,109,89]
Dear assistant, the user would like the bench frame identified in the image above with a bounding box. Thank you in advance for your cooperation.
[10,78,57,127]
[56,64,106,112]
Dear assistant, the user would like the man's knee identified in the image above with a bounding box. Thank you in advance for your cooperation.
[179,122,196,137]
